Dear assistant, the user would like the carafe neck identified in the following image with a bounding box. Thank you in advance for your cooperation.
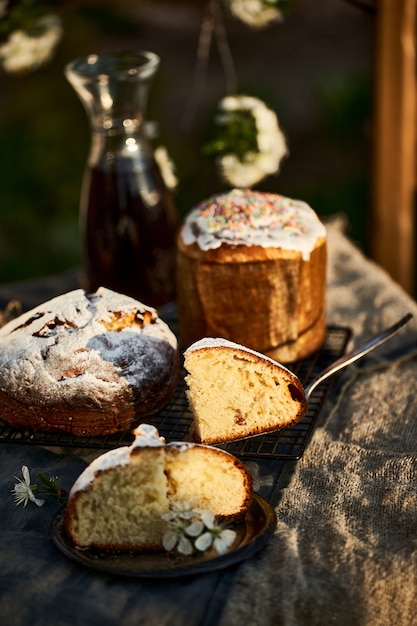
[65,51,159,134]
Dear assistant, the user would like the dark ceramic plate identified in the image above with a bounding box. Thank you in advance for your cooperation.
[51,494,276,578]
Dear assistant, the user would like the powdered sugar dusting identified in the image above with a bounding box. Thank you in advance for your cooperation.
[0,287,178,410]
[67,423,239,498]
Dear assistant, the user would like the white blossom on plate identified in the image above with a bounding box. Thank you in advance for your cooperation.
[162,504,237,556]
[162,531,194,556]
[162,502,203,555]
[12,466,45,508]
[0,14,63,74]
[194,510,237,555]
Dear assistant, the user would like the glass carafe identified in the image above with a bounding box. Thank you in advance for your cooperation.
[65,51,179,306]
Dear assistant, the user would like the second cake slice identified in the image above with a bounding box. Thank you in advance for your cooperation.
[184,337,307,444]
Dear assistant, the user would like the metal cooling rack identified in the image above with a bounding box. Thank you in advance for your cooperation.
[0,326,351,461]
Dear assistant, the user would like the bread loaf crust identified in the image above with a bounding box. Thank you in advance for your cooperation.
[0,288,180,436]
[177,235,326,362]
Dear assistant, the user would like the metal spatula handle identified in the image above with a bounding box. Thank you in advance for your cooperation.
[304,313,414,402]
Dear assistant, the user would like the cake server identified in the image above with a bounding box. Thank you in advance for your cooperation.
[304,312,414,402]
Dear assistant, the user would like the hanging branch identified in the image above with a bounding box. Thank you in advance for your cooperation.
[180,0,216,131]
[181,0,239,131]
[212,0,238,95]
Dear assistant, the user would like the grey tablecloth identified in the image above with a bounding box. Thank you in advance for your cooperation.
[1,219,417,626]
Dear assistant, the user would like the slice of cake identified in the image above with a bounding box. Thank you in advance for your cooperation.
[184,337,307,444]
[64,424,253,552]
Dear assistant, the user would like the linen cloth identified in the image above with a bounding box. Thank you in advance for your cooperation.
[0,219,416,626]
[219,218,417,626]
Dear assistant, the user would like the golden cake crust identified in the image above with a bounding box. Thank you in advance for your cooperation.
[177,235,326,362]
[176,188,327,363]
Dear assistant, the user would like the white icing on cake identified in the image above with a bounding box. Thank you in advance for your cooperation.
[68,422,244,499]
[181,188,326,260]
[68,446,131,496]
[131,423,166,448]
[69,423,166,496]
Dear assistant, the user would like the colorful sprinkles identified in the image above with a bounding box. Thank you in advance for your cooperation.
[195,189,308,238]
[181,188,326,260]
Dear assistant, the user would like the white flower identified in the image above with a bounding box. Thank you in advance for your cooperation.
[227,0,284,28]
[162,531,194,555]
[161,501,195,522]
[12,466,45,508]
[218,153,256,187]
[162,503,204,555]
[215,94,288,187]
[219,94,260,112]
[154,146,178,191]
[194,510,237,555]
[162,505,237,556]
[0,14,63,74]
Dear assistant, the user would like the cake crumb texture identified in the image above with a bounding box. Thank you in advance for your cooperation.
[64,424,253,551]
[184,338,307,444]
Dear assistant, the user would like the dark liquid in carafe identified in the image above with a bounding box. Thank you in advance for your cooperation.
[82,160,178,306]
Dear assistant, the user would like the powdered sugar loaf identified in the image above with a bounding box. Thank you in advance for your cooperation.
[0,287,180,436]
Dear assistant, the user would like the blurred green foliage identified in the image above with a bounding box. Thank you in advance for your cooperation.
[298,74,372,245]
[0,4,122,282]
[0,2,373,284]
